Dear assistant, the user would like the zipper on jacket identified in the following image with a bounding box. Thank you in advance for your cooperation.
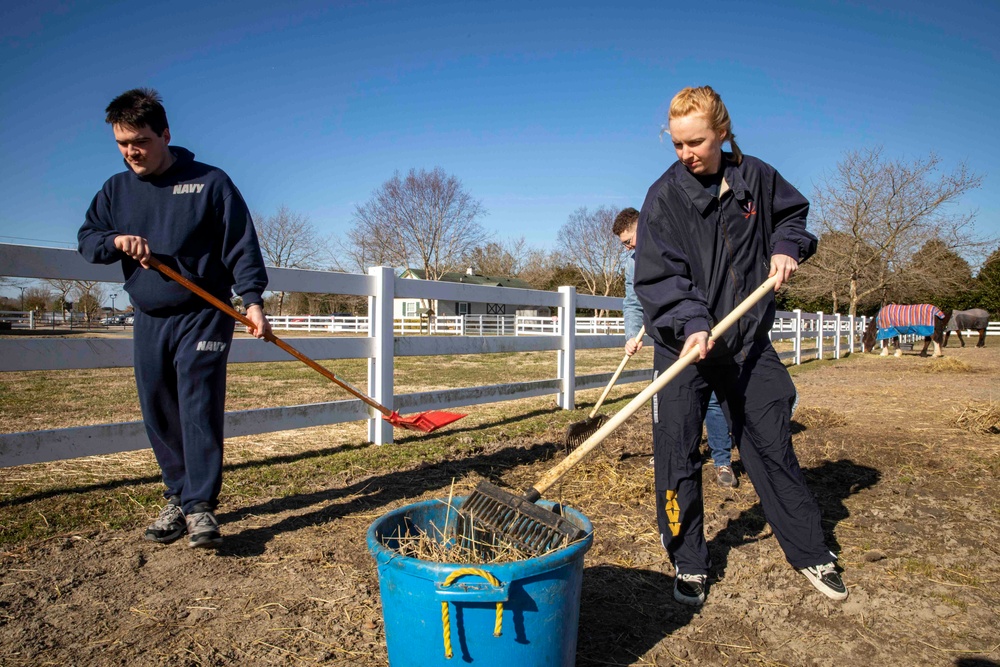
[717,188,747,362]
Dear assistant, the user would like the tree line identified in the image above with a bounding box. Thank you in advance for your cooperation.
[2,149,997,319]
[249,152,998,319]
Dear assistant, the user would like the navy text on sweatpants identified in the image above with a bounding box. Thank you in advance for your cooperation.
[134,307,235,513]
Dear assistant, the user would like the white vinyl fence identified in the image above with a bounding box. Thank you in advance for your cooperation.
[0,241,913,468]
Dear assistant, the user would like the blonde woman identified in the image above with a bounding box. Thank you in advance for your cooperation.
[633,86,846,605]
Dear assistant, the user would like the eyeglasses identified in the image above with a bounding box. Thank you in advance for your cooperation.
[621,231,636,249]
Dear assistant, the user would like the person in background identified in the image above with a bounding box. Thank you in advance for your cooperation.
[633,85,846,606]
[613,207,738,488]
[78,88,271,549]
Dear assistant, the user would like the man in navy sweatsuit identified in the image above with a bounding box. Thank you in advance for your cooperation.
[635,86,847,605]
[78,88,271,548]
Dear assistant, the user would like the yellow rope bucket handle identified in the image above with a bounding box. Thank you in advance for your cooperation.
[440,567,503,659]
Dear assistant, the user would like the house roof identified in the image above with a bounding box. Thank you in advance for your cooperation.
[401,268,533,289]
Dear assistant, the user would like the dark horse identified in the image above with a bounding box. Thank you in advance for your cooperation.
[862,304,947,357]
[943,308,990,348]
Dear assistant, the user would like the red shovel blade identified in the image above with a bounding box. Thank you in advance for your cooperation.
[383,410,466,433]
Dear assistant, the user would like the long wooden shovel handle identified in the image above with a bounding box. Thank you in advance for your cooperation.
[588,325,645,419]
[146,256,392,417]
[533,275,779,497]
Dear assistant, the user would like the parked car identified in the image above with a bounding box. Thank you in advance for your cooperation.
[124,315,134,325]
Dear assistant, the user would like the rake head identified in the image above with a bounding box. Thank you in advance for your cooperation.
[562,414,608,451]
[384,410,466,433]
[455,481,587,557]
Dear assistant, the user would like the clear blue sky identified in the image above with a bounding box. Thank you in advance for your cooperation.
[2,0,998,271]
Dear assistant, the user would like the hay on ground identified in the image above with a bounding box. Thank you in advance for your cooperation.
[954,400,1000,434]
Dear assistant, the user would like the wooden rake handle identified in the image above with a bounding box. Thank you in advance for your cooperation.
[533,275,779,497]
[146,256,392,417]
[588,325,645,419]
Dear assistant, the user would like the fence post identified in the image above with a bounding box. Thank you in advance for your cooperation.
[367,266,395,446]
[557,286,576,410]
[816,311,824,360]
[848,314,855,353]
[834,313,842,359]
[794,309,802,365]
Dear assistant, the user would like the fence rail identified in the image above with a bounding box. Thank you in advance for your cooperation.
[2,241,964,468]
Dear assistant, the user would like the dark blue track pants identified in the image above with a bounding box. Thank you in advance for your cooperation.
[134,308,235,513]
[652,345,831,573]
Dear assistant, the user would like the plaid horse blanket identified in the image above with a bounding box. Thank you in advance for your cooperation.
[876,304,945,340]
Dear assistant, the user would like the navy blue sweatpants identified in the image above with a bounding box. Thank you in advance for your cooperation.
[134,307,235,513]
[652,345,831,574]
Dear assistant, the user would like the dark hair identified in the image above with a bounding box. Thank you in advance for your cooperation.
[105,88,169,136]
[612,207,640,235]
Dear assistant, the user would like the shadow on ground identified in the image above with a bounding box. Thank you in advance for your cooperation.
[712,459,880,578]
[577,565,694,665]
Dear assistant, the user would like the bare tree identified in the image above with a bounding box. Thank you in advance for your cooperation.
[462,237,532,278]
[46,279,76,316]
[345,167,488,279]
[794,147,990,315]
[254,205,331,315]
[556,206,627,314]
[74,281,108,323]
[791,231,883,313]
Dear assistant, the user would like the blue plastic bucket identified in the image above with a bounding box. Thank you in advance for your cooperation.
[367,496,593,666]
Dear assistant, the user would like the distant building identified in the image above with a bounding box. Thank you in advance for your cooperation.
[395,268,550,318]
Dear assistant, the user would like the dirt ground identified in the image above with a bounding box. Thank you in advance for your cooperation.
[2,345,999,666]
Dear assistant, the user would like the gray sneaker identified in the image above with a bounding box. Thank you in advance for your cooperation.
[186,503,222,548]
[144,496,186,543]
[715,465,738,488]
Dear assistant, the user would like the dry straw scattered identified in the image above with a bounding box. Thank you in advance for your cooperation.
[954,400,1000,435]
[917,357,974,373]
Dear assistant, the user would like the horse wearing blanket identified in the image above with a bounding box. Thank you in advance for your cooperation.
[943,308,990,348]
[862,304,946,357]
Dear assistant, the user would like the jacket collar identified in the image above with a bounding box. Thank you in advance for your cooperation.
[671,153,749,215]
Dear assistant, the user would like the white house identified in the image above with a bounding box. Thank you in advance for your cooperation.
[394,268,550,318]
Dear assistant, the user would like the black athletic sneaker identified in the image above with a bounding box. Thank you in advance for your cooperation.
[799,562,849,601]
[186,503,222,549]
[673,573,707,606]
[144,497,186,544]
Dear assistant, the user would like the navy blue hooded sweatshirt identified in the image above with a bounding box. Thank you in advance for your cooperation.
[78,147,268,315]
[633,153,817,363]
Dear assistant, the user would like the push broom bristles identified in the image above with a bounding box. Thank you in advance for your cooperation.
[457,481,586,556]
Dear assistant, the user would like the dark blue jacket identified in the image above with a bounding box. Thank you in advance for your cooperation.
[78,147,268,315]
[633,153,817,362]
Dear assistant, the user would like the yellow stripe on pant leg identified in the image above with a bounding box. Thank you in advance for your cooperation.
[665,490,681,537]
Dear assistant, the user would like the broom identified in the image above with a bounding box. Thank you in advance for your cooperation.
[562,325,645,449]
[457,276,779,555]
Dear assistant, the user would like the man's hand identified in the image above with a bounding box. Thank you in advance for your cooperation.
[114,235,152,268]
[625,338,644,357]
[246,304,272,340]
[769,253,799,290]
[679,330,713,361]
